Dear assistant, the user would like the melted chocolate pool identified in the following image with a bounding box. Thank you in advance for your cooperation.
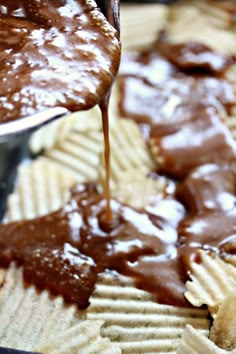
[0,183,187,308]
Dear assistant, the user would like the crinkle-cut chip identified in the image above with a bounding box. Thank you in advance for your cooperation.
[98,119,155,192]
[29,112,74,154]
[185,251,236,316]
[29,107,102,155]
[0,263,85,351]
[45,127,103,182]
[176,324,228,354]
[35,320,121,354]
[111,170,167,209]
[210,294,236,351]
[66,106,103,134]
[5,157,78,222]
[167,3,236,55]
[121,4,169,51]
[195,0,236,29]
[170,0,236,29]
[87,272,209,354]
[4,193,22,224]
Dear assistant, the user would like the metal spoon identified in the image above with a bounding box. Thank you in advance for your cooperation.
[0,0,120,220]
[0,0,120,143]
[0,107,69,143]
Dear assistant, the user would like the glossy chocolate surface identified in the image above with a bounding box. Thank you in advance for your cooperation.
[151,105,236,178]
[119,33,235,125]
[0,183,188,308]
[156,31,233,75]
[0,0,120,122]
[119,32,236,178]
[177,163,236,213]
[117,32,236,303]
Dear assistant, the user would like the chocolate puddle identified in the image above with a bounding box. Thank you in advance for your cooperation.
[0,183,188,308]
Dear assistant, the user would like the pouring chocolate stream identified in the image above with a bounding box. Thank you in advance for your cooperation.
[0,0,121,216]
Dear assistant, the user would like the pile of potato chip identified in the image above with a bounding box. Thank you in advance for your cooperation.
[1,1,236,353]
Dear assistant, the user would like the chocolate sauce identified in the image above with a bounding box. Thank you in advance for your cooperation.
[1,157,235,308]
[0,183,188,308]
[2,19,236,309]
[100,97,112,220]
[1,168,236,308]
[0,0,120,122]
[118,67,235,148]
[177,163,236,266]
[179,208,236,255]
[151,105,236,178]
[119,33,236,178]
[118,33,235,139]
[156,31,233,75]
[116,33,236,304]
[177,163,236,213]
[0,0,120,222]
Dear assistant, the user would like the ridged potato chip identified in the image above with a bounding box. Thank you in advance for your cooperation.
[35,320,121,354]
[177,325,228,354]
[121,4,169,51]
[185,251,236,317]
[167,1,236,54]
[210,294,236,351]
[5,157,78,222]
[88,272,209,353]
[0,264,84,351]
